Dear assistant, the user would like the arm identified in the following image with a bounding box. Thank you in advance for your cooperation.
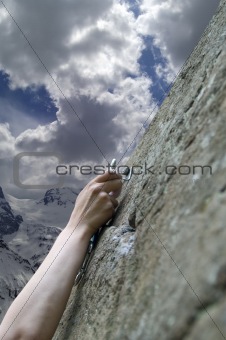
[0,171,122,340]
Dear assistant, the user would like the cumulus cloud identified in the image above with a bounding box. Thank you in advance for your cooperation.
[0,123,16,197]
[0,0,153,163]
[0,123,15,157]
[0,0,220,197]
[137,0,220,70]
[0,0,144,93]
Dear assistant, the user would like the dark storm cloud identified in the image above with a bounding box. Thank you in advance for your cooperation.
[15,95,128,164]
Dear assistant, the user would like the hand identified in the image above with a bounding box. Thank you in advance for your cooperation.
[67,171,122,237]
[0,173,122,340]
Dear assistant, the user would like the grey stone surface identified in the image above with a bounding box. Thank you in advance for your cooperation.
[53,1,226,339]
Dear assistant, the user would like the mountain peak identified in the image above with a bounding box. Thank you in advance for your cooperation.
[37,187,79,207]
[0,186,5,199]
[0,188,23,238]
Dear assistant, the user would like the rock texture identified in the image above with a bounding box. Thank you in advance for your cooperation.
[54,1,226,339]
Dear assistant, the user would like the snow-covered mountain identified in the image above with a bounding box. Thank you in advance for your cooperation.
[5,222,61,270]
[0,187,23,238]
[0,186,78,322]
[38,187,78,207]
[6,187,78,229]
[0,239,34,322]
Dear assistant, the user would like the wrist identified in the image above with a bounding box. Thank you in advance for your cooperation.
[64,221,94,241]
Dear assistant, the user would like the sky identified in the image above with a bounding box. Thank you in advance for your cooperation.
[0,0,220,198]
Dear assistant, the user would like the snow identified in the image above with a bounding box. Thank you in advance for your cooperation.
[0,240,34,322]
[6,187,77,229]
[0,187,76,321]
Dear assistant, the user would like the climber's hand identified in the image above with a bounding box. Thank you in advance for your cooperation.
[67,171,122,237]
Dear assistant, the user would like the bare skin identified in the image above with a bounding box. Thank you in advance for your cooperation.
[0,171,122,340]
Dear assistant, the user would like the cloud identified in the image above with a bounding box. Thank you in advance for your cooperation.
[0,1,144,92]
[0,0,155,197]
[0,0,153,161]
[0,123,15,157]
[0,0,113,87]
[15,74,153,164]
[0,0,220,198]
[137,0,220,70]
[0,124,16,197]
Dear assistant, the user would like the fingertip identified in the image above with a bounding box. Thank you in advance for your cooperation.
[111,197,119,208]
[106,171,122,180]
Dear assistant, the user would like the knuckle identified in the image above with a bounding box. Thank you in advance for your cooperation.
[106,201,113,210]
[90,183,101,194]
[99,191,109,200]
[107,202,115,215]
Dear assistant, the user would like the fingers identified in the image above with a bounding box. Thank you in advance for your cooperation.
[91,169,122,198]
[109,189,121,199]
[110,197,118,208]
[94,170,122,183]
[101,179,122,194]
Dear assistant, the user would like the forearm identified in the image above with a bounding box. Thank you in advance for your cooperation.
[0,171,122,340]
[0,225,91,340]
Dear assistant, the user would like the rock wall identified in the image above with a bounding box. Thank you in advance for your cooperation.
[54,1,226,339]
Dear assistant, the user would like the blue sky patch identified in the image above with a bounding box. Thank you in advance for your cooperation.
[138,36,172,105]
[127,0,141,18]
[0,70,57,131]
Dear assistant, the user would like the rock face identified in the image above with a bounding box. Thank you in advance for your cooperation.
[54,2,226,339]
